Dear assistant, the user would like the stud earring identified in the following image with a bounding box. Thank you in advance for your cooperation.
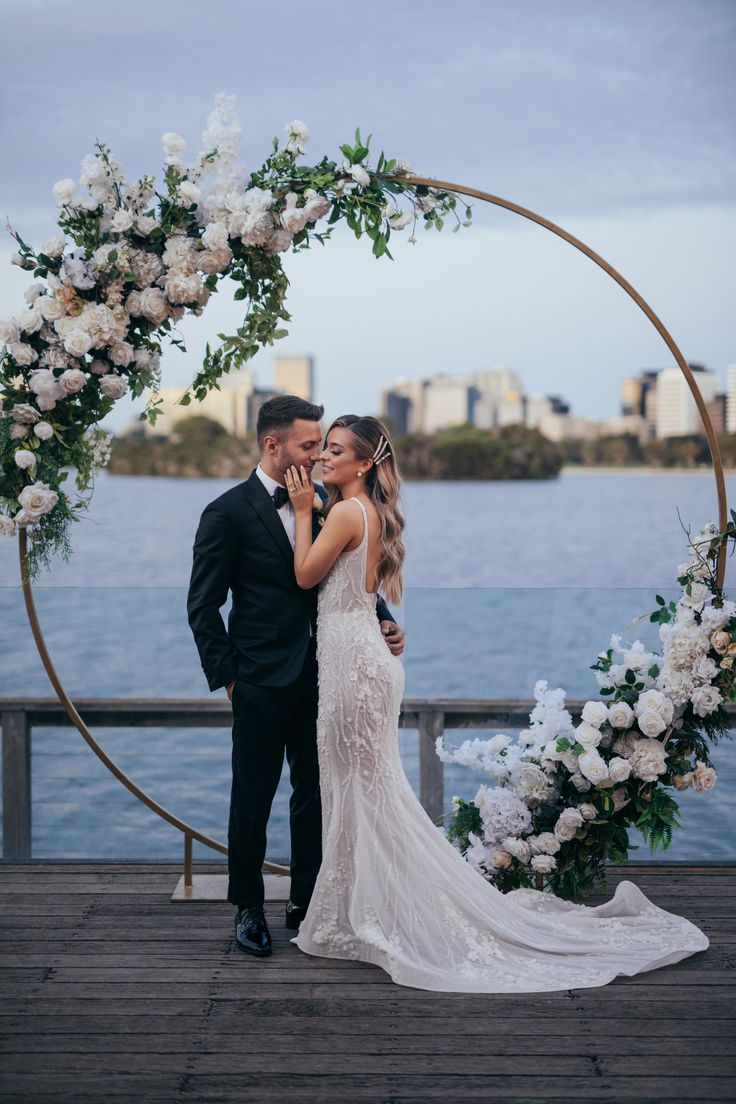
[357,470,363,476]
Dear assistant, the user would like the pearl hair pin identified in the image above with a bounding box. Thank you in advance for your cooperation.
[372,435,391,465]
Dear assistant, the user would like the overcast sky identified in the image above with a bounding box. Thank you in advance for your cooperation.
[1,0,734,432]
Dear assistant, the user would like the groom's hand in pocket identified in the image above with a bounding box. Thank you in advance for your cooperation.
[226,680,235,702]
[381,621,405,657]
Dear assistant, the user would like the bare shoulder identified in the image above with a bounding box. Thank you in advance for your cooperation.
[324,499,364,533]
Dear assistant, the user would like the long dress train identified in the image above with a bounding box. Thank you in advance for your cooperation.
[293,498,709,993]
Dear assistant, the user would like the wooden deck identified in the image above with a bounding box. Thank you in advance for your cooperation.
[0,863,734,1103]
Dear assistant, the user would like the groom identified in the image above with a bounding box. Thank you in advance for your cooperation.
[187,395,404,957]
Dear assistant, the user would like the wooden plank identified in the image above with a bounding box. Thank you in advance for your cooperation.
[418,709,445,821]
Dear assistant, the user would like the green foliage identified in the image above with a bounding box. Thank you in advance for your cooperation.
[635,790,682,854]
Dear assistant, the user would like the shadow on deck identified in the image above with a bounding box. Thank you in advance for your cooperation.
[0,863,734,1103]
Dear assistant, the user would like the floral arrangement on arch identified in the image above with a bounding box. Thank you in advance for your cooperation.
[0,94,471,577]
[439,519,736,898]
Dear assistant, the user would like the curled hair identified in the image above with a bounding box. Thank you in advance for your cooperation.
[324,415,405,604]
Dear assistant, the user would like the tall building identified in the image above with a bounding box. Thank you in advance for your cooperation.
[274,355,314,402]
[380,379,427,433]
[620,370,658,438]
[422,376,477,434]
[726,365,736,433]
[655,365,720,438]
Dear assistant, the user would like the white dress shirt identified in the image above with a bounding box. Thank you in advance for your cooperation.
[255,464,296,549]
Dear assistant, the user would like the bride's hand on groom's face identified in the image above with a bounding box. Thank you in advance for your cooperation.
[285,465,315,514]
[381,621,405,657]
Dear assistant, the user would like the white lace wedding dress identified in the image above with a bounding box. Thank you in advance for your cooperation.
[293,498,709,992]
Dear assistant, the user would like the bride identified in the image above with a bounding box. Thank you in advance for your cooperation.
[284,414,709,993]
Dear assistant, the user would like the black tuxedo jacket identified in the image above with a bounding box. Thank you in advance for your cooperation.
[187,470,395,691]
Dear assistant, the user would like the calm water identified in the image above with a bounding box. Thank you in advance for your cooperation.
[1,469,734,862]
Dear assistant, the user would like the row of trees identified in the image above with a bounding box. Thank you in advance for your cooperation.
[107,417,736,480]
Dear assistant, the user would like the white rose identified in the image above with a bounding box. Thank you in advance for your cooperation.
[490,849,513,870]
[0,318,21,344]
[578,802,598,821]
[109,341,134,367]
[9,342,38,366]
[691,760,717,792]
[577,750,609,786]
[636,709,667,738]
[264,229,293,254]
[581,701,609,728]
[59,368,86,393]
[536,832,560,855]
[562,751,579,772]
[110,208,135,233]
[0,515,17,537]
[607,756,632,783]
[608,701,634,729]
[52,178,76,205]
[635,689,674,724]
[11,424,29,440]
[501,837,531,863]
[33,421,54,441]
[554,807,584,842]
[63,331,93,358]
[530,854,556,874]
[10,404,41,424]
[17,480,59,520]
[690,685,722,717]
[42,234,66,258]
[39,297,65,322]
[89,358,110,376]
[18,305,44,334]
[179,180,202,205]
[629,738,668,782]
[280,192,309,234]
[99,374,127,399]
[126,291,143,315]
[611,787,630,812]
[570,772,591,792]
[138,287,169,325]
[199,246,233,274]
[14,449,36,470]
[574,722,602,750]
[343,160,370,188]
[680,581,712,610]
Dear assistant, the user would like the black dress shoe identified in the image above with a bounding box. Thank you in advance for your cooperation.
[234,907,272,956]
[285,900,308,931]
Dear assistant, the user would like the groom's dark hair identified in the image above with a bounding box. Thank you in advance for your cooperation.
[256,395,324,447]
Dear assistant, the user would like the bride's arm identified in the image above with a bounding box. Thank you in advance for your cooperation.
[286,465,362,589]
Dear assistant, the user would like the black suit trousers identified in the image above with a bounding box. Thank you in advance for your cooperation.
[227,639,321,909]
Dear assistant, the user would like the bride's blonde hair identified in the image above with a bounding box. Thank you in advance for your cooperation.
[324,415,405,604]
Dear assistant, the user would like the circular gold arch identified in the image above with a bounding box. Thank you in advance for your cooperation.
[19,176,728,888]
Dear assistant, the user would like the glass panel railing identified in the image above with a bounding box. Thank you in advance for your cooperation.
[0,585,734,861]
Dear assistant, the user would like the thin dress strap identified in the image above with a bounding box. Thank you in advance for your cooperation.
[350,497,368,547]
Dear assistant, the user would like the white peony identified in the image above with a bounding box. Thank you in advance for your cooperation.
[52,178,76,205]
[33,421,54,441]
[199,246,232,274]
[179,180,202,205]
[14,449,36,469]
[165,272,203,305]
[39,297,65,322]
[581,700,609,728]
[629,738,668,782]
[58,368,86,394]
[691,685,722,717]
[99,374,127,399]
[202,221,229,250]
[9,342,38,366]
[18,305,44,334]
[0,318,20,344]
[608,701,634,729]
[577,750,609,786]
[42,234,66,258]
[509,761,554,804]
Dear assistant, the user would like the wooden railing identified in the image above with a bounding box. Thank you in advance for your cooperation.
[3,697,735,861]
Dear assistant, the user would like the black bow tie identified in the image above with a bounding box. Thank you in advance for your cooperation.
[271,485,290,510]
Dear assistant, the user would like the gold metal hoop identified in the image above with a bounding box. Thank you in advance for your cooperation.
[19,176,728,879]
